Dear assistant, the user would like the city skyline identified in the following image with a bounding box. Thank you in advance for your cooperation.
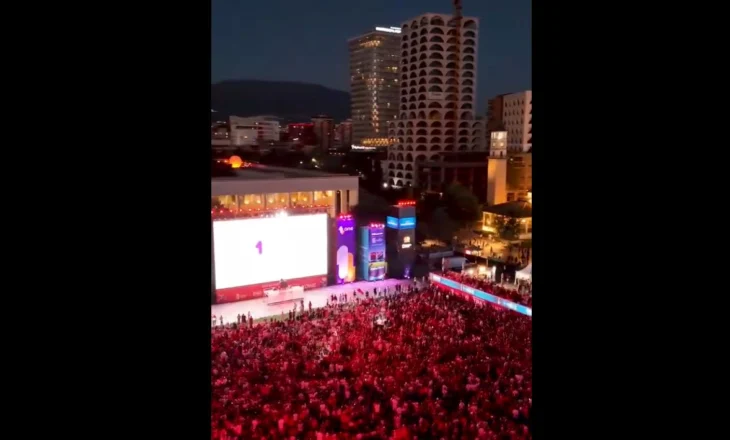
[212,0,530,113]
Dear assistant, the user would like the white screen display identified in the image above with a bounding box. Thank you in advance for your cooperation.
[213,213,328,289]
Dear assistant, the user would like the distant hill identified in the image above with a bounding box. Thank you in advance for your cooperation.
[211,80,351,123]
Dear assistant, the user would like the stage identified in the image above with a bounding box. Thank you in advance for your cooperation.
[211,279,412,324]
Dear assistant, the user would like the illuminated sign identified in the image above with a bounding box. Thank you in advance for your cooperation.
[399,217,416,229]
[401,235,412,249]
[370,230,385,245]
[375,26,401,34]
[336,217,356,283]
[386,216,416,229]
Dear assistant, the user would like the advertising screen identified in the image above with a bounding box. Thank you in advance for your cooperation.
[399,217,416,229]
[213,214,328,294]
[386,216,416,229]
[370,228,385,246]
[359,225,387,281]
[336,216,356,283]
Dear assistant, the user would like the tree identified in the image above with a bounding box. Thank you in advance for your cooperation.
[443,183,481,227]
[493,216,520,241]
[429,207,457,244]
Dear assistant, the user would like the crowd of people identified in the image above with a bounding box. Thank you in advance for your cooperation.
[211,283,532,439]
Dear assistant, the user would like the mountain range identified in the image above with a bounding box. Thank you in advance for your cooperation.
[211,80,351,123]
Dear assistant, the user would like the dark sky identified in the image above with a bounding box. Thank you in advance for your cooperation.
[212,0,530,113]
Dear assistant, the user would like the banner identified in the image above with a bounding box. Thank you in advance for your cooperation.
[428,273,532,317]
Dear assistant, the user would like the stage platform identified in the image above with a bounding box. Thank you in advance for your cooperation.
[211,279,411,324]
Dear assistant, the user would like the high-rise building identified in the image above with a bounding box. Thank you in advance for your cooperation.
[312,115,335,153]
[348,26,401,149]
[486,91,532,152]
[385,13,484,188]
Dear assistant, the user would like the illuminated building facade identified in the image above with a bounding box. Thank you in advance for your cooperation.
[486,91,532,152]
[211,164,359,219]
[487,130,507,206]
[385,13,484,188]
[506,151,532,202]
[481,200,532,240]
[348,26,401,149]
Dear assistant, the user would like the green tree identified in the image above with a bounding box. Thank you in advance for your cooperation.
[429,207,457,244]
[443,183,481,227]
[493,216,520,241]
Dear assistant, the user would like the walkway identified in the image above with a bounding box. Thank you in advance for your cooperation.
[211,279,411,324]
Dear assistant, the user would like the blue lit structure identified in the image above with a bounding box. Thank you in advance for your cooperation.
[358,223,387,281]
[429,273,532,317]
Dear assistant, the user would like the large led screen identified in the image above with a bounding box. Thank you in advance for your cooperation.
[358,225,387,281]
[213,214,328,290]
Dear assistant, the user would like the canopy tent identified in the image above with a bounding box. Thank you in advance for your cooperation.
[515,263,532,281]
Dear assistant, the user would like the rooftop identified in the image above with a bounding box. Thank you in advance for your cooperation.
[212,161,359,196]
[212,163,344,182]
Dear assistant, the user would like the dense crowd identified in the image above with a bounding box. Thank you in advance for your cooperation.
[211,284,532,439]
[443,272,532,308]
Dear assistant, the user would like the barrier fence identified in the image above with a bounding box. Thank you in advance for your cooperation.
[428,273,532,317]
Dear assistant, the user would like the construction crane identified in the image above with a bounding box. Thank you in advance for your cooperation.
[452,0,462,151]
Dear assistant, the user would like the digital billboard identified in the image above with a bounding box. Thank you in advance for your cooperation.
[386,216,416,229]
[213,214,328,302]
[359,224,387,281]
[335,215,356,283]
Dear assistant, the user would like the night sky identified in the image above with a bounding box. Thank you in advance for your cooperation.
[212,0,530,113]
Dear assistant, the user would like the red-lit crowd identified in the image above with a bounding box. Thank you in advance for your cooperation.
[444,271,532,308]
[211,284,532,439]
